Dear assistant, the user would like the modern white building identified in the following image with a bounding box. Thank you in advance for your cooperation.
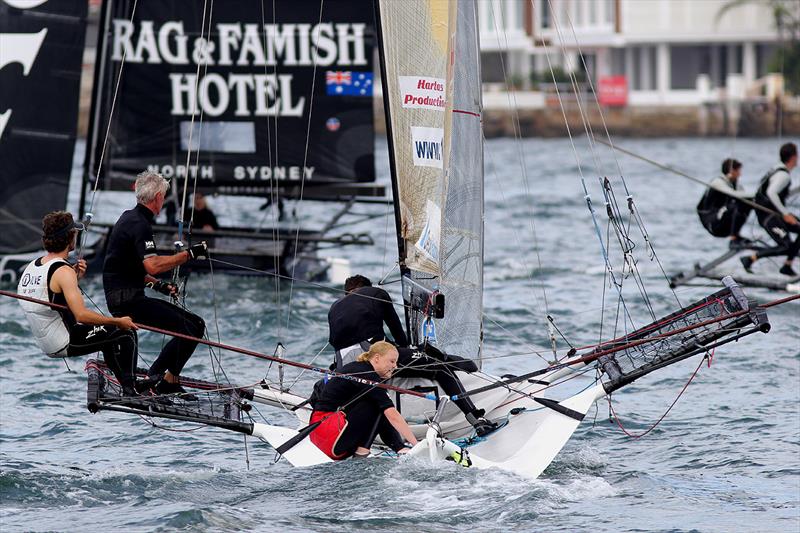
[479,0,789,105]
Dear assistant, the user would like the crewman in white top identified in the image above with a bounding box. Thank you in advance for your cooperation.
[17,211,140,396]
[741,142,799,277]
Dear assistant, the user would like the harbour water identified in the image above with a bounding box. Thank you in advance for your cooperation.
[1,137,798,532]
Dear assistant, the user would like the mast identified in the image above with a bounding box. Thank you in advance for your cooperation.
[80,0,112,221]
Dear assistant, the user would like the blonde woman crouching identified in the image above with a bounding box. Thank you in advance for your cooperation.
[309,341,418,459]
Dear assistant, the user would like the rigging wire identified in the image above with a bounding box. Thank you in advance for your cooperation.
[176,0,212,246]
[537,0,639,342]
[547,1,656,329]
[185,0,216,240]
[486,0,553,340]
[81,0,140,257]
[558,3,686,311]
[285,0,326,334]
[257,0,284,339]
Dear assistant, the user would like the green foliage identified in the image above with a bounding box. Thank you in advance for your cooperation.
[530,67,587,84]
[769,42,800,94]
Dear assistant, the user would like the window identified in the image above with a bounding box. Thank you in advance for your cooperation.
[541,1,551,29]
[606,0,615,25]
[513,0,524,29]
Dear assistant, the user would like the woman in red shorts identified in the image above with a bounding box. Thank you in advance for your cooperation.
[310,341,418,459]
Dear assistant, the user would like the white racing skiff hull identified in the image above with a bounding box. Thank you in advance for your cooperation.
[249,361,604,479]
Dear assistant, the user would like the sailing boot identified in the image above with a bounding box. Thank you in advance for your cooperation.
[740,255,756,273]
[779,263,798,277]
[155,379,199,402]
[465,409,498,437]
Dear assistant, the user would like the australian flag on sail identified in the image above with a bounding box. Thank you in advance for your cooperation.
[326,71,373,96]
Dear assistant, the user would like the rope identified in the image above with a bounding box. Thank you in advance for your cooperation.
[486,0,552,337]
[285,0,326,335]
[607,349,712,439]
[176,0,212,244]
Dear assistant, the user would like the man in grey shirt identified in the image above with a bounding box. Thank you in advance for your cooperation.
[741,142,799,277]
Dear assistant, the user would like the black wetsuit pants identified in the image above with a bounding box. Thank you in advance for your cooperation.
[67,324,137,388]
[333,401,405,457]
[109,295,205,378]
[700,202,751,238]
[755,214,800,261]
[395,347,478,416]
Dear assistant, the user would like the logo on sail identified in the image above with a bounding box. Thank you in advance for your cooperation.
[411,126,443,169]
[399,76,445,111]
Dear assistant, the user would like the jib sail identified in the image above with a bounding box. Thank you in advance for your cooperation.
[376,0,483,363]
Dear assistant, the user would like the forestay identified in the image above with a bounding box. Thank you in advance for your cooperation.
[378,0,484,362]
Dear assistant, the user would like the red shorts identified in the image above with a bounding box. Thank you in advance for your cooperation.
[309,410,349,460]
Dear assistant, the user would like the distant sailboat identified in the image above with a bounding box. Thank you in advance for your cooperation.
[79,0,388,281]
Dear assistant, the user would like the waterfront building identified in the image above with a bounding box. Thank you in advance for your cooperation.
[479,0,788,106]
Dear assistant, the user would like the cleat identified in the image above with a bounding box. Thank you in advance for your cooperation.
[779,264,797,277]
[740,255,754,273]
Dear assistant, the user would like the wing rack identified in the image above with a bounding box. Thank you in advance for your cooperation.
[85,360,255,435]
[596,276,770,393]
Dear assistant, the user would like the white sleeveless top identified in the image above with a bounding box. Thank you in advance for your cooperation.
[17,258,70,356]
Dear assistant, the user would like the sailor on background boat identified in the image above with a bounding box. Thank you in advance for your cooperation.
[17,212,140,396]
[103,171,208,397]
[310,341,418,459]
[328,275,496,436]
[741,142,800,277]
[191,193,219,231]
[697,158,754,248]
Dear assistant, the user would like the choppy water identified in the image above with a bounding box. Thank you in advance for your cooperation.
[1,137,799,532]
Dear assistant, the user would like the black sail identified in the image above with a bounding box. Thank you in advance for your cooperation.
[0,0,88,254]
[87,0,376,196]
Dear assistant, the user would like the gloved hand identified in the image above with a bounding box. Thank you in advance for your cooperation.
[187,241,208,260]
[146,279,178,297]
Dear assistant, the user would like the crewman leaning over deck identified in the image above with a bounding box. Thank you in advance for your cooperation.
[740,142,800,277]
[309,341,418,460]
[103,170,208,398]
[697,158,754,248]
[17,211,139,396]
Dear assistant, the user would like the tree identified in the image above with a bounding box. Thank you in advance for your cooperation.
[717,0,800,93]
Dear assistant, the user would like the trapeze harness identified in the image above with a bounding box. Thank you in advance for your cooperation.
[17,258,72,356]
[754,164,800,260]
[310,360,404,460]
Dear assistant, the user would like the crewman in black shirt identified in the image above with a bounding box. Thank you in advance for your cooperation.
[191,193,219,231]
[696,158,754,248]
[327,274,496,436]
[103,170,208,398]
